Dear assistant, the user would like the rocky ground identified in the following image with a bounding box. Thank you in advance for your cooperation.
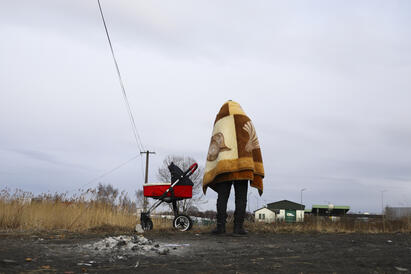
[0,230,410,273]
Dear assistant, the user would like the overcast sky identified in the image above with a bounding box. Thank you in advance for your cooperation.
[1,0,410,213]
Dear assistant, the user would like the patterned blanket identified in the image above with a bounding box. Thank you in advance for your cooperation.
[203,100,264,195]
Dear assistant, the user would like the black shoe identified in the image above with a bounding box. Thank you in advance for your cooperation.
[233,225,248,236]
[211,224,226,235]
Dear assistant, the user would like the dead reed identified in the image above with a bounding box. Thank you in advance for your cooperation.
[0,200,136,232]
[0,188,138,232]
[1,188,410,233]
[246,216,411,233]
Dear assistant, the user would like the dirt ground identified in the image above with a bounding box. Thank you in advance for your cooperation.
[0,230,410,273]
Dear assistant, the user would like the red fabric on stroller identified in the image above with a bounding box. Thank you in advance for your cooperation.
[143,183,192,198]
[143,162,194,198]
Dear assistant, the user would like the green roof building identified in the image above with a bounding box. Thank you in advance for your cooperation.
[311,204,350,216]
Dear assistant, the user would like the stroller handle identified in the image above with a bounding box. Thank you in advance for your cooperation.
[185,163,198,177]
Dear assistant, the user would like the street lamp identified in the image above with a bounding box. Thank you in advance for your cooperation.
[381,190,388,232]
[300,188,307,210]
[381,190,387,215]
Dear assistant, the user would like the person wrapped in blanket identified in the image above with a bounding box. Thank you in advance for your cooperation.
[203,100,264,235]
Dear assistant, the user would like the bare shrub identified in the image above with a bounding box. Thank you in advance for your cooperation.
[157,155,205,213]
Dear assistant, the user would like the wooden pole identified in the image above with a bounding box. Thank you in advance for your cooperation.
[140,150,155,211]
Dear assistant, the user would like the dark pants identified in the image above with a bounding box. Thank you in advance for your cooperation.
[214,180,248,226]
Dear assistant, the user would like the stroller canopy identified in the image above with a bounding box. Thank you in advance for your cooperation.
[168,162,194,186]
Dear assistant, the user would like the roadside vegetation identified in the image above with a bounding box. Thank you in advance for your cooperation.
[1,187,410,233]
[248,216,411,234]
[0,186,137,232]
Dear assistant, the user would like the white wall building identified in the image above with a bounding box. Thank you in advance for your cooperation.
[254,207,276,223]
[254,200,305,223]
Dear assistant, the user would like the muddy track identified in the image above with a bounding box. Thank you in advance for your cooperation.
[0,232,410,273]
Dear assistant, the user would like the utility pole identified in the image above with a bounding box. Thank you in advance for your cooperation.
[140,150,155,211]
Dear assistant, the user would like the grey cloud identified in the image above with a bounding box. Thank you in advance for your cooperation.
[1,0,410,213]
[9,149,59,164]
[334,160,411,181]
[5,148,89,171]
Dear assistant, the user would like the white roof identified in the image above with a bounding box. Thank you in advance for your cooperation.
[254,207,275,213]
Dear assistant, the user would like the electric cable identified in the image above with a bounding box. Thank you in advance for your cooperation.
[72,154,140,193]
[97,0,145,152]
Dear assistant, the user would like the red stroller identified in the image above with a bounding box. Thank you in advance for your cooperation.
[140,162,198,231]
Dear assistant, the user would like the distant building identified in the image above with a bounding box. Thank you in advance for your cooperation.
[254,207,276,223]
[254,200,305,223]
[386,207,411,220]
[310,204,350,216]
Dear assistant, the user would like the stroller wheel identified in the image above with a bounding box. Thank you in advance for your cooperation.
[141,218,153,231]
[173,214,193,231]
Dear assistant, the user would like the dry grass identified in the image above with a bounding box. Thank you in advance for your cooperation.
[0,188,196,233]
[0,188,139,232]
[0,200,137,232]
[246,216,411,234]
[1,188,410,234]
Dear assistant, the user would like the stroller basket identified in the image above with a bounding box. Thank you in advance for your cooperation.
[143,162,194,198]
[140,162,198,232]
[143,183,192,198]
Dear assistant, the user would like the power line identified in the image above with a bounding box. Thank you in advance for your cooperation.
[97,0,145,152]
[73,154,140,192]
[96,1,155,195]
